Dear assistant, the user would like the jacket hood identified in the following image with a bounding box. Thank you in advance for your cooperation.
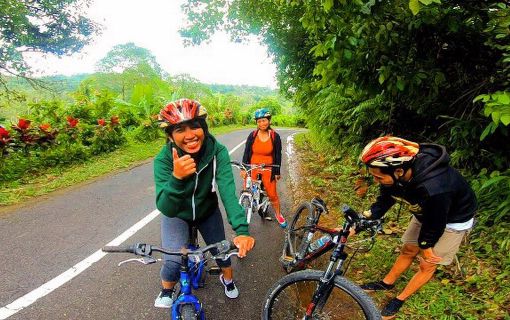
[411,143,449,185]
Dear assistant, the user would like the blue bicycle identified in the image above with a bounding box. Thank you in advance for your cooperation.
[103,236,239,320]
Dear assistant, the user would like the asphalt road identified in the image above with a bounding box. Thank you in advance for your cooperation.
[0,128,301,320]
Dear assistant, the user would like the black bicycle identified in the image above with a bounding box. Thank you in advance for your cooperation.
[262,197,383,319]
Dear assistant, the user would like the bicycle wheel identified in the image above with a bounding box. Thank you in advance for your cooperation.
[180,303,198,320]
[258,200,270,219]
[241,196,252,223]
[262,270,380,320]
[283,202,315,264]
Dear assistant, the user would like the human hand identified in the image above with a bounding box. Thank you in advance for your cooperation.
[240,170,247,179]
[233,235,255,258]
[421,247,442,264]
[275,175,281,180]
[172,148,196,180]
[362,209,372,219]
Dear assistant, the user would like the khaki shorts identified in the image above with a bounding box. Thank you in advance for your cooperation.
[401,216,469,265]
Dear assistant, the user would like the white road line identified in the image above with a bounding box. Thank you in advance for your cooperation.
[0,140,246,320]
[229,140,246,156]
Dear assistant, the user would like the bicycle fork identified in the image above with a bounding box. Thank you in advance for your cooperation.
[304,246,348,318]
[304,274,336,319]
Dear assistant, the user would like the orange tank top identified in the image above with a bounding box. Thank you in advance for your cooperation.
[251,134,273,165]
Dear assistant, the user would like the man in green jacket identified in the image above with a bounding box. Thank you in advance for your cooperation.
[153,98,255,308]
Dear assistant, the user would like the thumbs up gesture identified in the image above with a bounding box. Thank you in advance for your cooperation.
[172,148,197,180]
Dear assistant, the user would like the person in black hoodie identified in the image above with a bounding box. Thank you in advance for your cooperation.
[358,136,476,319]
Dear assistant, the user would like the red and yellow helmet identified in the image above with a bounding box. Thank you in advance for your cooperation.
[158,98,207,128]
[360,136,419,168]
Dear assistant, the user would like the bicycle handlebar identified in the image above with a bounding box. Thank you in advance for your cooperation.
[341,204,383,233]
[230,161,280,171]
[102,240,237,259]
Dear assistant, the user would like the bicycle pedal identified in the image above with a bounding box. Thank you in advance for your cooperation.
[207,266,221,275]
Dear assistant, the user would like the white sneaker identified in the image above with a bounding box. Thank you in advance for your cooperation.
[219,274,239,299]
[154,289,174,308]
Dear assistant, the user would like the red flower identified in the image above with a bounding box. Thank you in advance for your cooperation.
[39,123,52,132]
[17,118,31,130]
[110,116,120,126]
[66,116,79,128]
[12,118,32,132]
[0,126,11,147]
[97,118,106,126]
[0,126,9,139]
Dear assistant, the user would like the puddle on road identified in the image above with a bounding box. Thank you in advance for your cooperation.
[285,133,301,194]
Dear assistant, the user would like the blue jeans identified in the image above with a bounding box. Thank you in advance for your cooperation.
[160,207,231,282]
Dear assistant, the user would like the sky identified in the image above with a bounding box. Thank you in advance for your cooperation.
[25,0,278,88]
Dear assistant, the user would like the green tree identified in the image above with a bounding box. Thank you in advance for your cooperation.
[93,44,168,100]
[0,0,100,89]
[181,0,510,171]
[95,42,163,75]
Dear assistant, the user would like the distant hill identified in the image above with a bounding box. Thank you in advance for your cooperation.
[206,83,276,96]
[4,74,277,97]
[5,74,90,95]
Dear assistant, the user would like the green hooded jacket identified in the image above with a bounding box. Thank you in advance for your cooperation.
[154,135,249,236]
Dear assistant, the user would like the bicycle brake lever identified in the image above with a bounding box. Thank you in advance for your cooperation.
[214,251,240,261]
[118,256,158,267]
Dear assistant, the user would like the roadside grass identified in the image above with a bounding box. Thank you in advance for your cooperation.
[0,125,249,208]
[290,132,509,320]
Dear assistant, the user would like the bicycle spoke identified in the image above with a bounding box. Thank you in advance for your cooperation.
[267,277,370,320]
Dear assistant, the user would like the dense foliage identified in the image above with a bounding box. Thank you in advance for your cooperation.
[0,0,100,89]
[0,43,300,184]
[181,0,510,283]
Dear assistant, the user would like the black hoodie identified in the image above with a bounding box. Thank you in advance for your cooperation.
[370,143,477,249]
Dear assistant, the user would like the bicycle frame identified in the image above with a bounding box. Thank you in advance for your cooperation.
[231,161,274,223]
[289,224,339,270]
[283,198,329,262]
[171,251,205,320]
[168,226,207,319]
[302,218,357,318]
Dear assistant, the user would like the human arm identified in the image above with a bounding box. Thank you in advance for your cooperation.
[215,144,250,236]
[154,147,188,216]
[366,186,396,219]
[272,131,282,176]
[241,132,254,178]
[417,193,451,250]
[242,132,253,166]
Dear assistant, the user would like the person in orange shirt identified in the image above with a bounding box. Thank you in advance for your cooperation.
[241,108,287,228]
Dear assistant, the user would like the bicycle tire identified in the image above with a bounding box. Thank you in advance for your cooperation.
[258,200,269,220]
[241,196,252,223]
[180,303,198,320]
[262,270,381,320]
[281,202,314,271]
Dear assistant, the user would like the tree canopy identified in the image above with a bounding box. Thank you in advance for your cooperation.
[181,0,510,171]
[95,42,163,75]
[0,0,100,88]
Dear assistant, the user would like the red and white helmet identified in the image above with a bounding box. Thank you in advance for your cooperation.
[360,136,419,168]
[158,98,207,128]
